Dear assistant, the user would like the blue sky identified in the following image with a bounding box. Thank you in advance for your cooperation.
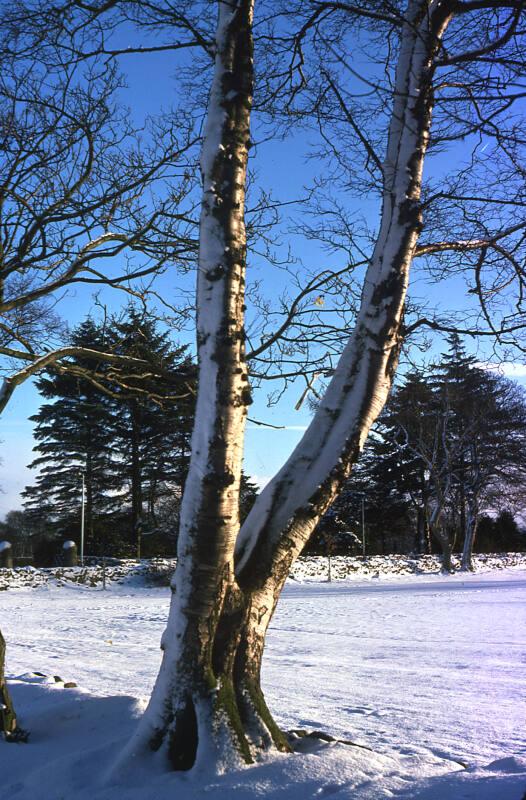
[1,16,525,518]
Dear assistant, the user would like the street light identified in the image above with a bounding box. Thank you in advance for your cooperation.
[421,468,431,555]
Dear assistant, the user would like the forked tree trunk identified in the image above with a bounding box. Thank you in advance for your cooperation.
[428,503,455,572]
[229,0,452,752]
[120,0,452,776]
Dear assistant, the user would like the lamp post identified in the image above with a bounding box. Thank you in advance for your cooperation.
[421,468,431,555]
[80,470,86,565]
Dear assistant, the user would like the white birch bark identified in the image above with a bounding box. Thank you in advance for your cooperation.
[232,0,453,744]
[115,0,255,774]
[120,0,459,775]
[237,1,450,575]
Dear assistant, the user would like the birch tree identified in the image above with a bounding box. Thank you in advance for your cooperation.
[120,0,480,773]
[0,631,27,742]
[4,0,526,775]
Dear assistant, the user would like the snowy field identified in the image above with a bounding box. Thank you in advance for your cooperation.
[1,569,525,799]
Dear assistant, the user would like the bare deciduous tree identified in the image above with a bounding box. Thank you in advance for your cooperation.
[0,20,198,403]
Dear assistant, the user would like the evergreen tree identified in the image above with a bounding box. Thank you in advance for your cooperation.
[22,310,197,557]
[433,335,526,569]
[326,336,526,568]
[107,308,196,557]
[476,511,525,553]
[22,319,116,551]
[239,473,259,523]
[322,427,415,556]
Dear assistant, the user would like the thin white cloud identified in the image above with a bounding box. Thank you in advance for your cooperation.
[477,361,526,378]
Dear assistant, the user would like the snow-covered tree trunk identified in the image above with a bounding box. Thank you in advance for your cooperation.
[121,0,453,775]
[230,0,452,749]
[120,0,256,773]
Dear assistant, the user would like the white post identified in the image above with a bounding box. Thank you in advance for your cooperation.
[80,471,85,566]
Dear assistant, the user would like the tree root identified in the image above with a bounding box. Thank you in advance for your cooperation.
[288,729,374,751]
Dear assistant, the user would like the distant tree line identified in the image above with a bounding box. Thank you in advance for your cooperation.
[3,328,524,568]
[310,336,526,570]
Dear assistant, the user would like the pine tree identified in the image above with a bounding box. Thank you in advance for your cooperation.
[107,308,196,557]
[22,311,197,557]
[327,336,526,568]
[433,335,526,569]
[22,319,116,552]
[324,425,415,556]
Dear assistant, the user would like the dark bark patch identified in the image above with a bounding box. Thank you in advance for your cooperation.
[167,695,198,771]
[236,675,290,753]
[205,266,226,282]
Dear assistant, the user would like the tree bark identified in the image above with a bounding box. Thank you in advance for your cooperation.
[0,631,17,738]
[120,0,452,776]
[228,0,452,749]
[461,499,478,571]
[428,507,455,572]
[439,534,454,572]
[116,0,257,774]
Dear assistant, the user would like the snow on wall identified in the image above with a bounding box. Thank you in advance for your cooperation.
[1,554,525,591]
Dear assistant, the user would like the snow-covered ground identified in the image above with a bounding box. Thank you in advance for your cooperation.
[1,569,525,799]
